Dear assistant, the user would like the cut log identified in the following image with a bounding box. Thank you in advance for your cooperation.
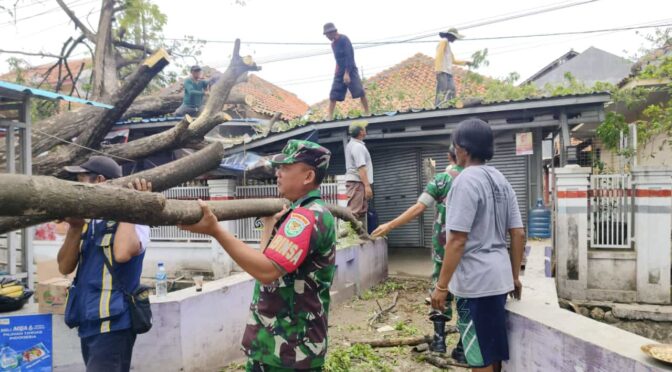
[0,175,166,221]
[120,92,249,120]
[352,335,432,348]
[32,49,171,176]
[0,142,224,234]
[0,179,367,239]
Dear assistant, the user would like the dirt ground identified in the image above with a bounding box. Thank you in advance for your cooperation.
[220,277,468,371]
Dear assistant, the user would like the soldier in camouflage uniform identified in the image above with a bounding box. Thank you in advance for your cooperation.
[181,140,336,371]
[371,146,466,361]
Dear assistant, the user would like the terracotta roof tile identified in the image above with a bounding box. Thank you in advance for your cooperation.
[233,74,309,120]
[310,53,486,119]
[0,59,91,97]
[163,70,309,121]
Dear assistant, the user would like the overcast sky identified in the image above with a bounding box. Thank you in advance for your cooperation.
[1,0,671,104]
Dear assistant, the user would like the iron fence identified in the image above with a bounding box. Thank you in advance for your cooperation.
[235,183,339,242]
[589,174,632,249]
[150,185,211,242]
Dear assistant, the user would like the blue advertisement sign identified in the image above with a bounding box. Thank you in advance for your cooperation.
[0,314,52,372]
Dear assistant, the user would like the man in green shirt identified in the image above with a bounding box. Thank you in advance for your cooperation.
[372,147,466,362]
[174,65,209,117]
[181,140,336,371]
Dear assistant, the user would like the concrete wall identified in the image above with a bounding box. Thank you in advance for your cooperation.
[554,165,672,304]
[504,242,669,371]
[48,239,388,372]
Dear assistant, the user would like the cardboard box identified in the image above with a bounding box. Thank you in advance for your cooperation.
[36,260,73,283]
[36,278,71,315]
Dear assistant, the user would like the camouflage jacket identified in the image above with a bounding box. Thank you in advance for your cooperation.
[419,165,463,263]
[242,189,336,369]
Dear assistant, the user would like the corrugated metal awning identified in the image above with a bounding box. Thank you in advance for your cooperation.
[0,80,113,109]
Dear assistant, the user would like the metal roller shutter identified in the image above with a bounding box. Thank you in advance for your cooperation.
[420,142,528,249]
[490,141,529,228]
[371,148,423,248]
[325,144,346,176]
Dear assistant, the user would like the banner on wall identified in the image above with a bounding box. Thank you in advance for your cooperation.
[516,132,533,156]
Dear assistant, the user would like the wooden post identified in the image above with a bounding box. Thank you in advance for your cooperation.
[20,97,34,289]
[5,122,17,276]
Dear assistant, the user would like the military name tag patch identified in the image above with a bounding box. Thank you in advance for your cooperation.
[284,213,309,238]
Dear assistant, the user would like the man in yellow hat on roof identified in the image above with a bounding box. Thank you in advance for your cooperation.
[435,28,471,107]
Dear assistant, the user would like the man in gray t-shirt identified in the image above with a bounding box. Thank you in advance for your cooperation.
[431,118,525,370]
[444,165,523,297]
[344,121,373,228]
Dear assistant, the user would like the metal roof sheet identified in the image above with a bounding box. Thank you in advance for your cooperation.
[0,80,113,109]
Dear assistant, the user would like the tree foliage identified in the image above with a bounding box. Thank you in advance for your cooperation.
[597,28,672,159]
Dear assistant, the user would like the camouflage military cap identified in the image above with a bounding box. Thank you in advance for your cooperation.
[271,139,331,171]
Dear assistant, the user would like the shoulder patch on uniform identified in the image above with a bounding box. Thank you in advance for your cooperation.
[284,212,310,238]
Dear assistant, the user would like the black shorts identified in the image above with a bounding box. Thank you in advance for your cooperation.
[329,70,365,102]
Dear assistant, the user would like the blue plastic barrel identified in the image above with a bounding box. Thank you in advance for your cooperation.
[528,198,551,238]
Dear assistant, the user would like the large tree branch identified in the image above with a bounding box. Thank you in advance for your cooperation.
[185,39,260,139]
[0,177,368,238]
[116,56,145,69]
[0,142,225,234]
[100,39,259,163]
[32,49,171,176]
[114,40,154,54]
[103,112,231,161]
[56,0,96,41]
[121,92,250,120]
[0,49,63,59]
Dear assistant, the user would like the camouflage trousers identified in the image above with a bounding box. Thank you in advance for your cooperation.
[429,260,454,320]
[246,359,323,372]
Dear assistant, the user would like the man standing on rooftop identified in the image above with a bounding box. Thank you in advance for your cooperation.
[435,28,470,107]
[324,22,369,120]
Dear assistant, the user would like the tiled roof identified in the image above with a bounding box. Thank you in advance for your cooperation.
[0,59,91,97]
[309,53,487,119]
[234,74,309,120]
[162,71,309,121]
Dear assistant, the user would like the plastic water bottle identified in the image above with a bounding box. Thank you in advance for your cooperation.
[0,344,19,369]
[156,262,167,297]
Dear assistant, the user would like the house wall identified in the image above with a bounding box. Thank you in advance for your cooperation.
[554,165,672,304]
[504,243,667,371]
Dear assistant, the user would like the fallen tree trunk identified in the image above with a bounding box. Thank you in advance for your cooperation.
[33,49,171,176]
[352,335,432,348]
[0,175,166,221]
[0,142,225,234]
[0,50,170,163]
[89,40,258,165]
[120,92,250,120]
[101,112,231,162]
[0,176,368,238]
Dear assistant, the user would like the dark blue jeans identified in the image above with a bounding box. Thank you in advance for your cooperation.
[80,329,136,372]
[435,72,456,107]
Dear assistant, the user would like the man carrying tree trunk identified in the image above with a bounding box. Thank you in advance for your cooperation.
[372,146,467,363]
[180,140,336,372]
[324,22,369,120]
[174,65,209,117]
[57,156,151,372]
